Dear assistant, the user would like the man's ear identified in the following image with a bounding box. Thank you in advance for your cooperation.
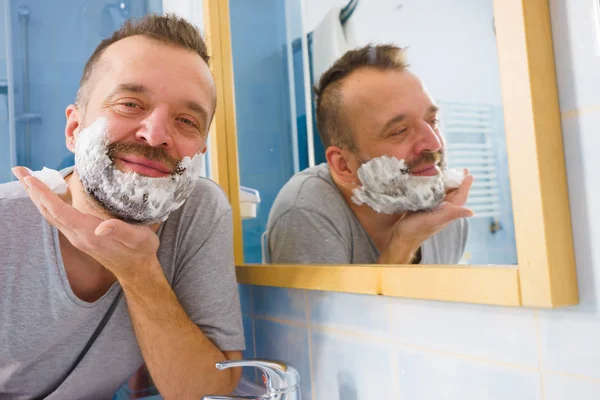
[326,145,360,187]
[65,105,81,153]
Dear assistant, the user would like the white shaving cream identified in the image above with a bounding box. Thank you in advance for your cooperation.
[351,156,464,214]
[75,117,204,224]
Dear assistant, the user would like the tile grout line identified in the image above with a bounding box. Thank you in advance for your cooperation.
[541,369,600,385]
[533,310,546,400]
[305,290,317,400]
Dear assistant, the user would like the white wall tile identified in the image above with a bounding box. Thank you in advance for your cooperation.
[549,0,600,110]
[559,111,600,309]
[543,373,600,400]
[539,308,600,378]
[396,347,542,400]
[388,298,538,366]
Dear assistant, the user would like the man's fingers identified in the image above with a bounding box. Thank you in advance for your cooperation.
[95,219,156,250]
[446,174,474,206]
[11,166,32,181]
[23,175,83,231]
[423,202,473,229]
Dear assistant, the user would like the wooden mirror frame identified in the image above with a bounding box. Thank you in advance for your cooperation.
[203,0,578,308]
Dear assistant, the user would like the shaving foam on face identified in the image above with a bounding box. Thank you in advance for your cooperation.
[75,117,203,224]
[351,155,448,214]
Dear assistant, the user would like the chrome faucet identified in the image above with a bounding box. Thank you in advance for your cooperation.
[202,358,301,400]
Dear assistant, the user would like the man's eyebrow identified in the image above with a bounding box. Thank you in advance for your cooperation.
[185,100,208,123]
[106,83,149,99]
[428,105,440,114]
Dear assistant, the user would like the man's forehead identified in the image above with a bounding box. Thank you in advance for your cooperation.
[89,37,215,108]
[342,69,436,120]
[344,69,427,101]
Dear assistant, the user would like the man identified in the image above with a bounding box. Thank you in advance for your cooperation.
[0,15,245,399]
[267,44,474,264]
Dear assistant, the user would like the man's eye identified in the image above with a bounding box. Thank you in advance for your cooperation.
[178,118,197,128]
[430,118,440,126]
[391,129,408,137]
[122,102,139,108]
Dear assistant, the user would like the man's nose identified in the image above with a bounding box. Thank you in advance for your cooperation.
[135,108,174,148]
[413,121,442,154]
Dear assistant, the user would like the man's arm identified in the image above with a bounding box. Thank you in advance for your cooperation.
[11,168,243,399]
[121,263,241,399]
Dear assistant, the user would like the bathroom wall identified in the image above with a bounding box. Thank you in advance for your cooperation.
[0,0,157,183]
[240,0,600,398]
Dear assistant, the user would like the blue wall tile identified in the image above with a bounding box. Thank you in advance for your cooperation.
[254,319,312,400]
[311,330,394,399]
[238,284,253,316]
[241,314,257,383]
[252,286,307,322]
[308,290,389,337]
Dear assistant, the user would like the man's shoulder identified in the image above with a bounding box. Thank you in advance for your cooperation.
[273,163,344,213]
[169,177,231,223]
[0,180,37,217]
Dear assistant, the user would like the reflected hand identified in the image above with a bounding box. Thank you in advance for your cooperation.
[12,166,161,281]
[379,170,474,264]
[444,168,473,207]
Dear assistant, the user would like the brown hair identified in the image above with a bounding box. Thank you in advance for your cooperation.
[76,13,210,109]
[314,44,409,151]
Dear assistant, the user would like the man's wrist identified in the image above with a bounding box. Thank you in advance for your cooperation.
[379,235,421,264]
[116,256,164,293]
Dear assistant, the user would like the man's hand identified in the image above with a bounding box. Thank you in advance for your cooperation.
[12,166,160,281]
[379,170,474,264]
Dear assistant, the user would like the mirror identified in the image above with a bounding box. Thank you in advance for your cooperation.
[229,0,517,266]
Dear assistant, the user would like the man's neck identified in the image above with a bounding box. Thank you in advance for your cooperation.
[61,171,117,301]
[330,173,402,253]
[64,170,114,221]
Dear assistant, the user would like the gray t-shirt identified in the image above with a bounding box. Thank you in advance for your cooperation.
[267,163,468,264]
[0,168,245,400]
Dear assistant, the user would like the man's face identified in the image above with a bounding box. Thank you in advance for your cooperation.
[65,35,216,223]
[69,35,216,175]
[341,68,444,176]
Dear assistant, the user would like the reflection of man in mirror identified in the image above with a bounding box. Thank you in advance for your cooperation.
[267,44,474,264]
[0,15,244,399]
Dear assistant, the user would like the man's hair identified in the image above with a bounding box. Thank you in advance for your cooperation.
[314,44,409,151]
[76,13,210,110]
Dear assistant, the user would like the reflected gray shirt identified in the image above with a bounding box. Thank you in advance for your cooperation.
[267,163,468,264]
[0,167,245,400]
